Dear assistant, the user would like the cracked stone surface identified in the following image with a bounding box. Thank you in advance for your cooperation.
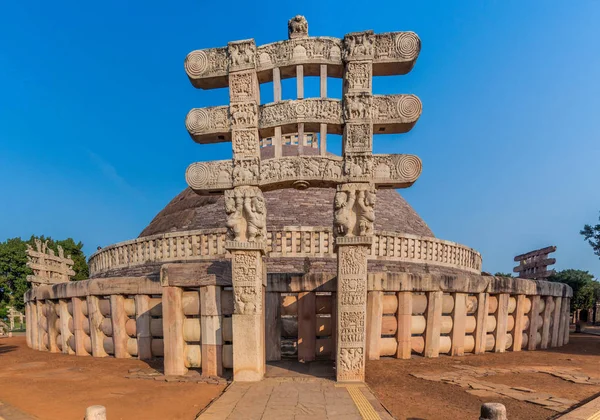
[411,364,597,412]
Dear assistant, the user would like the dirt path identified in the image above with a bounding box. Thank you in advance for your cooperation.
[366,334,600,420]
[0,336,225,420]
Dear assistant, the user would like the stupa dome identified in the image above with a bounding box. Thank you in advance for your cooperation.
[139,187,433,239]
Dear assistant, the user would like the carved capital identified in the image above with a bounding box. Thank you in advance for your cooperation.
[334,183,376,238]
[224,186,267,243]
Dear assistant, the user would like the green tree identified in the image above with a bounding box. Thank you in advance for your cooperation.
[0,237,30,311]
[548,269,597,312]
[581,212,600,258]
[0,235,89,312]
[494,272,514,278]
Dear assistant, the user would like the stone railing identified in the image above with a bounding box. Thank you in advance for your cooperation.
[89,228,482,277]
[24,270,572,377]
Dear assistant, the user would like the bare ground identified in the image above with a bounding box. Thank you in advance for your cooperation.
[0,336,225,420]
[366,334,600,420]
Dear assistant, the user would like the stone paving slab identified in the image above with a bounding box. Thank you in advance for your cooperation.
[557,395,600,419]
[197,378,394,420]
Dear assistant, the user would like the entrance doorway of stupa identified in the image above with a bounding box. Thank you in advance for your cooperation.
[265,287,336,378]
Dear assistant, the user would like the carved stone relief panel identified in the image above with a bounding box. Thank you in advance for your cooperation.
[338,347,365,381]
[374,32,421,61]
[343,154,373,180]
[228,40,256,72]
[187,154,419,193]
[344,94,372,121]
[345,61,372,93]
[259,99,342,128]
[232,129,260,159]
[344,123,372,154]
[184,48,228,79]
[372,94,422,123]
[340,310,366,345]
[372,154,422,184]
[231,250,263,315]
[256,38,342,70]
[230,102,258,127]
[336,241,369,382]
[186,106,230,137]
[343,30,375,61]
[259,156,344,185]
[186,160,233,191]
[229,71,257,103]
[232,158,260,186]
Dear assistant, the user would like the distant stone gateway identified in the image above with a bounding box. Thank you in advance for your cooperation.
[24,17,572,383]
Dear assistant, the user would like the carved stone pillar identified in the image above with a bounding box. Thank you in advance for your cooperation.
[334,31,377,383]
[226,43,266,381]
[336,235,370,382]
[334,183,375,382]
[228,241,266,381]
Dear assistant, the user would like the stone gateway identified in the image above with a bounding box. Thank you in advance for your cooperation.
[24,17,572,384]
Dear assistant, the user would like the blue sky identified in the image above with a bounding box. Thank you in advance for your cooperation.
[1,1,599,276]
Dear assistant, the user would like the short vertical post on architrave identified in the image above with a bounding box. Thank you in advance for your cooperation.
[540,296,553,349]
[296,65,304,99]
[298,291,316,362]
[273,67,282,158]
[46,301,59,353]
[72,297,89,356]
[527,295,541,351]
[87,296,108,357]
[366,291,383,360]
[59,299,74,355]
[396,292,412,359]
[424,291,443,358]
[511,295,525,352]
[451,293,467,356]
[474,293,489,354]
[265,292,281,361]
[494,294,509,352]
[296,64,305,153]
[110,295,129,358]
[134,295,152,360]
[162,286,187,376]
[551,296,562,347]
[201,285,223,377]
[319,64,328,155]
